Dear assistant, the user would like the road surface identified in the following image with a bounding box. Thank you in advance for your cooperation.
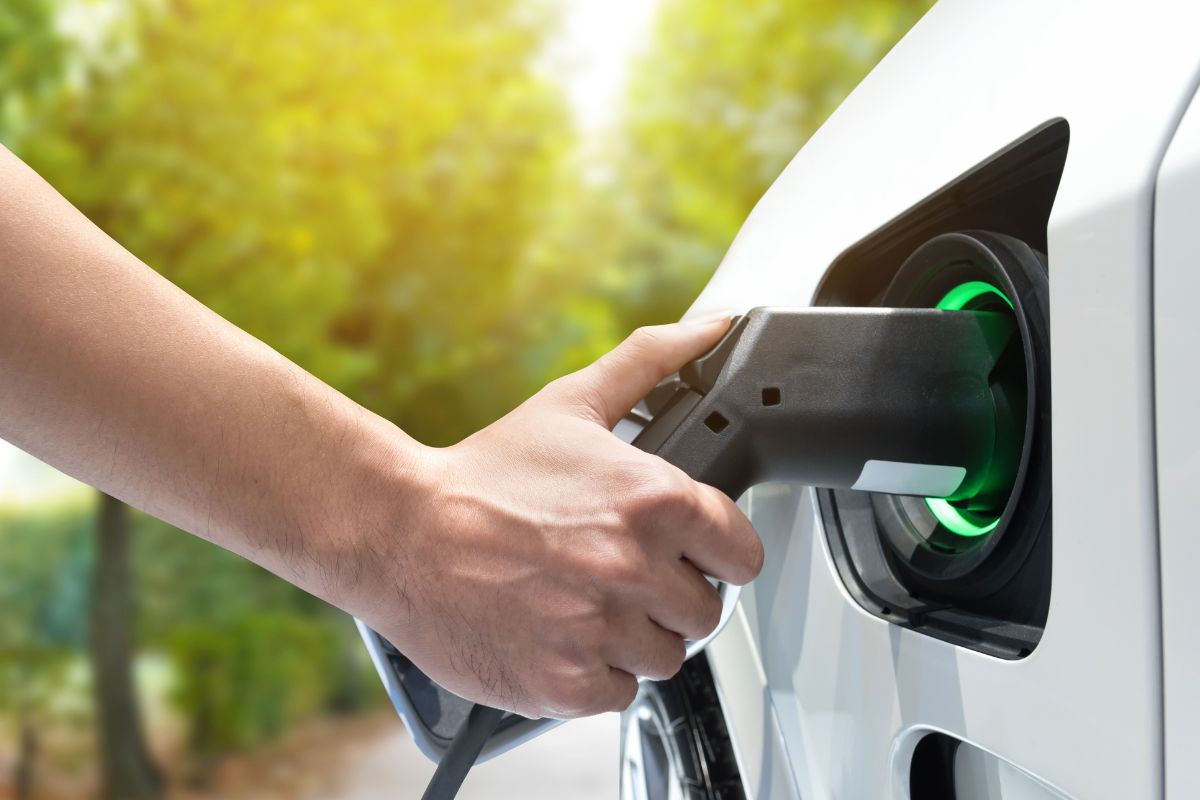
[326,713,620,799]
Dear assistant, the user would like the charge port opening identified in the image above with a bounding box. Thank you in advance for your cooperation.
[925,280,1017,541]
[915,279,1026,555]
[812,118,1064,658]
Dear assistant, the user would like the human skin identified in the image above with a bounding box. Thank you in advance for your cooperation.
[0,146,763,719]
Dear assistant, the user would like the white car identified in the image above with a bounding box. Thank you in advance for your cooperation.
[363,1,1200,797]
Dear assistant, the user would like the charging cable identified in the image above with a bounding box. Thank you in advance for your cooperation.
[420,704,507,800]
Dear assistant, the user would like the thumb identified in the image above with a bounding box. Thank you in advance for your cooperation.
[564,312,733,428]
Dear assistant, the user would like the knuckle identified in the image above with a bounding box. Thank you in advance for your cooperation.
[615,489,655,527]
[642,637,686,681]
[712,498,764,586]
[673,486,706,527]
[542,374,572,395]
[736,532,765,584]
[662,477,699,513]
[574,379,614,422]
[546,676,596,718]
[696,588,724,635]
[583,537,643,587]
[593,542,646,587]
[566,609,609,653]
[545,373,609,422]
[610,674,639,712]
[627,325,664,352]
[545,375,582,406]
[621,468,695,524]
[664,637,687,674]
[672,647,687,675]
[539,373,580,402]
[622,326,672,376]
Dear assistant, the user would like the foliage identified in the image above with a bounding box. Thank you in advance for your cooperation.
[167,612,375,774]
[0,504,382,778]
[132,512,328,636]
[0,0,934,780]
[4,0,572,773]
[606,0,935,328]
[0,505,92,721]
[135,510,382,772]
[0,505,93,798]
[0,506,93,652]
[0,0,67,136]
[11,0,579,445]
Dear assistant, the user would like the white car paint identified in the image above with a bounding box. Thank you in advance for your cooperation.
[1154,81,1200,800]
[692,1,1200,797]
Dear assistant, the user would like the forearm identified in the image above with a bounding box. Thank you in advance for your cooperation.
[0,146,762,718]
[0,145,426,605]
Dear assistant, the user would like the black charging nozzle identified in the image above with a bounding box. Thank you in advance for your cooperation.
[634,306,1017,505]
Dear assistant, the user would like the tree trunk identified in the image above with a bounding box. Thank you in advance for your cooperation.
[91,492,164,800]
[14,704,36,800]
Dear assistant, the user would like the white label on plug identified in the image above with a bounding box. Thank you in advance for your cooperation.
[852,460,966,497]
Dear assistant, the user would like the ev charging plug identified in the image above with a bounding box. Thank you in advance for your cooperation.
[420,305,1014,800]
[634,306,1016,504]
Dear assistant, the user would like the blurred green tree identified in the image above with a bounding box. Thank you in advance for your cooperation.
[0,0,67,137]
[1,6,99,797]
[606,0,935,328]
[0,506,91,800]
[91,494,164,800]
[0,0,938,789]
[15,0,578,446]
[6,0,579,781]
[132,510,382,775]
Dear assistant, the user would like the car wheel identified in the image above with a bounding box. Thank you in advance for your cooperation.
[620,655,744,800]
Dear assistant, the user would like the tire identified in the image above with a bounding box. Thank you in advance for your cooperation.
[620,655,745,800]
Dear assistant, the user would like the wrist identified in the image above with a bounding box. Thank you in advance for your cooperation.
[294,405,440,617]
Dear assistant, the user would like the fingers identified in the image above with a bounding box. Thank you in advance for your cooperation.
[676,483,764,587]
[643,557,725,641]
[614,458,761,593]
[561,313,733,428]
[598,668,640,715]
[601,612,687,682]
[548,667,639,719]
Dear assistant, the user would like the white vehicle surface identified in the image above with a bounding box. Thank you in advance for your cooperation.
[621,2,1200,798]
[366,1,1200,797]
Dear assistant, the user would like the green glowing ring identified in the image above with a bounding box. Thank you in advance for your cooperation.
[925,280,1014,537]
[925,498,1001,537]
[936,280,1014,311]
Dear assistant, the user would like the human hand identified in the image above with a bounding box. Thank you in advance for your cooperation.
[0,144,760,721]
[349,315,763,719]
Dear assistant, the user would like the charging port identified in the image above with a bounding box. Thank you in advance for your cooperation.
[871,231,1049,590]
[928,280,1017,537]
[814,120,1064,657]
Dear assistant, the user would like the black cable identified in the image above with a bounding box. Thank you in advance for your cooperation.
[420,704,507,800]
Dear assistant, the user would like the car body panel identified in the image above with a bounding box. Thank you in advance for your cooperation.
[1154,80,1200,800]
[696,1,1200,797]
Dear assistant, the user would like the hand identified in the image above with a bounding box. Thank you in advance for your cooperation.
[350,315,763,719]
[0,145,760,721]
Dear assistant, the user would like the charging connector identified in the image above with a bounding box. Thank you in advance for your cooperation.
[634,306,1015,504]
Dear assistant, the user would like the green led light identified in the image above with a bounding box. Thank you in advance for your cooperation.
[924,280,1013,537]
[935,280,1014,312]
[924,498,1001,537]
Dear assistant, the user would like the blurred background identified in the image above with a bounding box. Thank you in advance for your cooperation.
[0,0,931,797]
